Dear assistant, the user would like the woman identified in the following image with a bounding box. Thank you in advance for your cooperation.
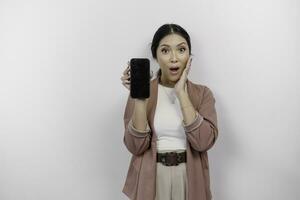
[120,24,219,200]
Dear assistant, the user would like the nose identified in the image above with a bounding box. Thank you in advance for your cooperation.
[170,50,178,63]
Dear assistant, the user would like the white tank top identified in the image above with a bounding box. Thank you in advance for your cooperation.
[154,83,187,151]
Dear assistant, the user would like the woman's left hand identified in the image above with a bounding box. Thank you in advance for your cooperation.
[175,56,193,96]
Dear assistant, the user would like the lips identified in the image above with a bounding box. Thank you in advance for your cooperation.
[169,66,180,70]
[169,66,180,75]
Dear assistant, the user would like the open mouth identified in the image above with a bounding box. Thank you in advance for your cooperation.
[169,67,180,75]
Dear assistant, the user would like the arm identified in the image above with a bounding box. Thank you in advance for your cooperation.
[123,95,152,156]
[179,86,219,152]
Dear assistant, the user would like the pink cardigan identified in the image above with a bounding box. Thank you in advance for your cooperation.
[122,76,219,200]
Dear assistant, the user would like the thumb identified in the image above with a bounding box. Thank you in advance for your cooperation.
[150,70,153,78]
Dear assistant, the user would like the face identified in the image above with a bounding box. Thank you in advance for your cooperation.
[156,34,190,87]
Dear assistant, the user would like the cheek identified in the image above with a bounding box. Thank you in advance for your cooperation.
[158,57,169,67]
[182,57,189,66]
[158,54,169,62]
[181,54,190,61]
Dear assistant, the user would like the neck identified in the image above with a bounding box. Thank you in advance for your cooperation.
[159,76,175,88]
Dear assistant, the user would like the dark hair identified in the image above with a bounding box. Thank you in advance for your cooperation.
[150,23,193,77]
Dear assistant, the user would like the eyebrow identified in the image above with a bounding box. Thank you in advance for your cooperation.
[160,42,187,47]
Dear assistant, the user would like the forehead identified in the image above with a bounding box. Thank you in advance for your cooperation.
[159,34,187,47]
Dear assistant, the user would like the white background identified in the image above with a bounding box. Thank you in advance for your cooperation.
[0,0,299,199]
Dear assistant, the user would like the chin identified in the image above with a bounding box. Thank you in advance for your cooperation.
[169,76,180,82]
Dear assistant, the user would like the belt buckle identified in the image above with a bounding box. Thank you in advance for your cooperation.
[164,152,179,166]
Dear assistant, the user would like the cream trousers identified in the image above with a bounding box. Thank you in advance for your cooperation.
[155,149,188,200]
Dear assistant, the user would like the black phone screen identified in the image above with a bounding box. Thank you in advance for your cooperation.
[130,58,150,99]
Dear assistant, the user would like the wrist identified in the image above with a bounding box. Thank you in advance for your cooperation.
[134,98,149,108]
[134,98,148,103]
[177,90,188,99]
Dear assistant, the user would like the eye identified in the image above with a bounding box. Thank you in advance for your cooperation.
[179,47,186,53]
[161,48,168,54]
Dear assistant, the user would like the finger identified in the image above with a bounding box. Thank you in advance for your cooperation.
[123,82,130,90]
[184,65,189,73]
[183,57,191,73]
[183,65,190,77]
[188,56,192,67]
[122,71,131,78]
[121,75,130,81]
[123,66,130,75]
[123,62,130,73]
[187,56,192,67]
[187,64,191,72]
[187,58,192,72]
[122,81,130,86]
[187,66,191,75]
[121,74,128,79]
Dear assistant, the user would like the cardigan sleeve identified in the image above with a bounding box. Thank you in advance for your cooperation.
[182,86,219,152]
[123,94,152,156]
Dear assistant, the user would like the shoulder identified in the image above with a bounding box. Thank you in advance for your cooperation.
[188,80,214,96]
[188,80,216,104]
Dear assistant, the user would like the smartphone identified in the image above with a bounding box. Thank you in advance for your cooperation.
[130,58,150,99]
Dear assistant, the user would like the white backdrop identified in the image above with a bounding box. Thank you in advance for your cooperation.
[0,0,299,199]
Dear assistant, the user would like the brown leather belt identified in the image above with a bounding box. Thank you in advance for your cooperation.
[157,151,186,166]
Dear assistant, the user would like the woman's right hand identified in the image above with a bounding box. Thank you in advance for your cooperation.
[121,61,131,91]
[121,61,154,91]
[121,61,151,120]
